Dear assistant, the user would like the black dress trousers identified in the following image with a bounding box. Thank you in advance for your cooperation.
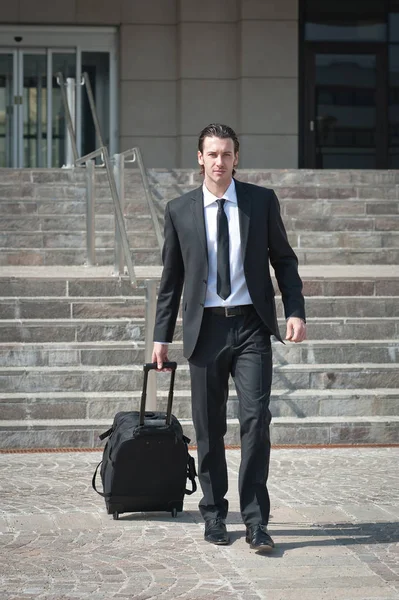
[188,306,273,527]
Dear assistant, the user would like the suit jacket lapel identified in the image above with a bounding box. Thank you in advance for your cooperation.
[191,186,208,257]
[235,179,251,262]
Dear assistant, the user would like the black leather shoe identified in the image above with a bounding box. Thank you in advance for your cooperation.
[245,524,275,552]
[204,518,230,545]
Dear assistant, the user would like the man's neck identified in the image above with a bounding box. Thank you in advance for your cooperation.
[204,177,233,198]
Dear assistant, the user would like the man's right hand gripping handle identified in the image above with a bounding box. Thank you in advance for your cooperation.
[152,342,172,371]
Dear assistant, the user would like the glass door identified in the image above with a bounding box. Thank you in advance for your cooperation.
[19,49,78,168]
[0,48,78,167]
[304,45,387,168]
[0,45,112,167]
[19,51,47,167]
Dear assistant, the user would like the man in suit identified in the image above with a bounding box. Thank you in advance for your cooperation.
[152,123,306,552]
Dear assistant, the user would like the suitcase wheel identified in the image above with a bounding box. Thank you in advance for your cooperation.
[171,507,178,518]
[113,512,119,520]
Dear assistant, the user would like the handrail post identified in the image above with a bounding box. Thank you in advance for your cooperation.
[113,153,125,276]
[65,77,76,168]
[86,159,96,266]
[56,72,79,164]
[144,279,157,411]
[134,147,164,256]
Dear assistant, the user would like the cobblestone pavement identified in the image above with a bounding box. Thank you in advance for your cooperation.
[0,447,398,600]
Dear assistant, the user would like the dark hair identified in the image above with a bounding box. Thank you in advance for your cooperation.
[198,123,239,176]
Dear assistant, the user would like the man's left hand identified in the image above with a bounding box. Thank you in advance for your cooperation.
[285,317,307,343]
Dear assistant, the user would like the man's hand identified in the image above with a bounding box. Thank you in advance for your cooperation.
[285,317,307,343]
[152,342,171,371]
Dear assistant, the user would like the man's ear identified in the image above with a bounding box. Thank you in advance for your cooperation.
[234,152,239,167]
[198,151,204,166]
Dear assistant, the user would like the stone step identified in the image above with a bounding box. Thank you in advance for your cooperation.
[2,166,399,186]
[152,184,399,203]
[0,363,398,392]
[0,231,157,249]
[0,248,162,267]
[0,266,397,296]
[1,389,398,421]
[0,295,397,320]
[279,199,399,218]
[287,216,399,231]
[2,211,399,232]
[288,231,399,248]
[2,198,398,223]
[0,215,160,234]
[0,415,398,448]
[0,317,398,342]
[4,228,399,252]
[294,248,399,265]
[1,247,398,267]
[0,339,398,367]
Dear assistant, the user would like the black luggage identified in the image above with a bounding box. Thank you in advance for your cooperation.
[92,362,197,519]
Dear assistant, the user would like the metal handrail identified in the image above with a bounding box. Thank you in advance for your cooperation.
[117,147,163,255]
[133,148,164,254]
[76,146,137,287]
[56,72,79,163]
[58,72,137,286]
[75,148,104,166]
[81,72,107,151]
[57,71,157,403]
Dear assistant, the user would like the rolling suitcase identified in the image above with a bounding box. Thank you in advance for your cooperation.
[92,361,197,519]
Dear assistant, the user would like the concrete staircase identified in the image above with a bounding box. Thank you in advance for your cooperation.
[0,169,161,267]
[0,168,398,448]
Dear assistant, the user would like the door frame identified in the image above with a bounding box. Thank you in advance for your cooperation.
[0,49,18,167]
[303,42,388,168]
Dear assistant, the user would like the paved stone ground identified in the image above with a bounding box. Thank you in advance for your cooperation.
[0,447,398,600]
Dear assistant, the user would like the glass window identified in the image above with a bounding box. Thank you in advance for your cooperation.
[305,0,387,42]
[389,45,399,166]
[314,53,377,168]
[390,0,399,41]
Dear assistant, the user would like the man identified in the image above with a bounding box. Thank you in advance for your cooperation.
[152,123,306,552]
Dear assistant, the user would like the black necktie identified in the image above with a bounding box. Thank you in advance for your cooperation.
[216,199,231,300]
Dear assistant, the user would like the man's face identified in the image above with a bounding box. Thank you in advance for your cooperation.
[198,136,238,188]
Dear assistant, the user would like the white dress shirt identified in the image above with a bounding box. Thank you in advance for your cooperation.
[203,180,252,307]
[155,180,253,343]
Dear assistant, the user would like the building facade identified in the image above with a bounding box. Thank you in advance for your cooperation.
[0,0,398,169]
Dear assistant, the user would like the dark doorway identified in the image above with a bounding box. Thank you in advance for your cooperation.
[303,44,388,168]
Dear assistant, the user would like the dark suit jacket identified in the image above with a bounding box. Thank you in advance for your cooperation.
[153,179,306,359]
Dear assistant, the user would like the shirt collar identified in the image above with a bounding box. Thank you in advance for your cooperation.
[202,179,237,207]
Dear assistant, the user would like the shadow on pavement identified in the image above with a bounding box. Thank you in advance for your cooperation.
[224,516,399,557]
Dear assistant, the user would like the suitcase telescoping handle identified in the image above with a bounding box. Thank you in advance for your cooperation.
[140,361,177,426]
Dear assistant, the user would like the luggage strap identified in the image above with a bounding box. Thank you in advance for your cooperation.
[99,427,112,441]
[185,454,197,495]
[92,453,197,498]
[92,460,106,497]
